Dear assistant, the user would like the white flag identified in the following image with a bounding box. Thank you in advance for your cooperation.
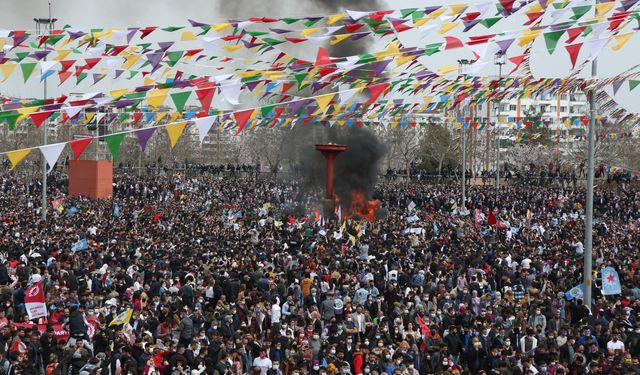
[39,143,66,173]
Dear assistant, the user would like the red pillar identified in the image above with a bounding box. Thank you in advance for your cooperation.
[315,144,347,199]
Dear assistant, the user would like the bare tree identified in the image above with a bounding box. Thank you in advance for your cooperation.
[421,122,458,176]
[242,127,290,176]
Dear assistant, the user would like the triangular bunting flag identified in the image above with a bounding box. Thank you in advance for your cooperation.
[565,43,583,69]
[170,91,191,113]
[544,30,564,54]
[166,121,187,148]
[147,89,169,108]
[629,80,640,91]
[29,111,53,128]
[20,62,37,82]
[196,87,215,113]
[6,149,31,170]
[365,83,389,105]
[105,133,126,161]
[39,143,66,172]
[234,109,256,135]
[314,94,335,115]
[194,116,216,143]
[69,137,93,160]
[612,32,633,51]
[136,127,156,151]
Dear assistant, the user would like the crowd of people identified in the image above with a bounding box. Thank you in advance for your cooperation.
[1,169,640,375]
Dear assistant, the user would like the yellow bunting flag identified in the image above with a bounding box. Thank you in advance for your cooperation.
[146,89,169,108]
[109,89,129,99]
[301,27,320,37]
[54,49,72,61]
[518,29,542,47]
[314,94,335,115]
[213,23,232,32]
[156,112,169,123]
[122,55,142,69]
[0,63,17,82]
[16,107,39,122]
[84,113,96,124]
[595,2,615,16]
[439,22,460,34]
[326,14,345,25]
[6,149,31,170]
[166,122,187,148]
[330,34,352,45]
[449,4,468,15]
[414,18,429,27]
[612,32,633,51]
[223,45,244,53]
[438,65,458,75]
[181,31,197,41]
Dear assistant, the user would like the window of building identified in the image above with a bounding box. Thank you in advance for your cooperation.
[561,94,568,100]
[509,105,517,111]
[550,106,557,112]
[560,106,567,112]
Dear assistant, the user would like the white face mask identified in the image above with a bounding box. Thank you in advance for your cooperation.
[313,366,319,370]
[330,349,336,354]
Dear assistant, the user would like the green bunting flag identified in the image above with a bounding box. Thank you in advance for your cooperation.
[20,63,37,83]
[105,133,126,161]
[166,51,184,67]
[544,30,564,54]
[630,80,640,91]
[480,17,501,28]
[170,91,192,113]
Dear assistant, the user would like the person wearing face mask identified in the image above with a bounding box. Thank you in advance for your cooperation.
[252,350,272,375]
[266,360,282,375]
[528,308,547,335]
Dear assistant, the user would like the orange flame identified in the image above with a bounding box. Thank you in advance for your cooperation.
[335,191,380,222]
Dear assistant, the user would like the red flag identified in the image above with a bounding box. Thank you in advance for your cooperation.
[233,109,255,135]
[565,43,583,69]
[133,112,144,125]
[30,111,52,128]
[70,137,93,160]
[315,47,332,67]
[444,36,464,50]
[565,26,586,44]
[499,0,516,12]
[25,280,47,320]
[58,71,73,85]
[195,87,215,114]
[364,83,389,105]
[139,26,158,39]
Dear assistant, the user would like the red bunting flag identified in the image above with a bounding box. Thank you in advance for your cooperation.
[69,137,93,160]
[499,0,516,12]
[234,109,256,135]
[444,36,463,50]
[315,47,332,67]
[139,26,158,39]
[565,26,586,44]
[364,83,389,105]
[133,112,143,125]
[59,60,75,72]
[195,87,215,114]
[565,43,583,69]
[29,111,53,128]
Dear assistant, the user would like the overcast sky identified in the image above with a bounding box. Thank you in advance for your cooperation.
[1,0,638,111]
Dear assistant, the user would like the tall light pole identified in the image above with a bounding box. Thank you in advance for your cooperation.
[34,3,57,222]
[494,51,506,192]
[458,59,472,210]
[583,3,599,310]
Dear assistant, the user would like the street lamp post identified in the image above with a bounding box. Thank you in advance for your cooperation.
[494,51,506,193]
[458,59,472,210]
[34,3,57,222]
